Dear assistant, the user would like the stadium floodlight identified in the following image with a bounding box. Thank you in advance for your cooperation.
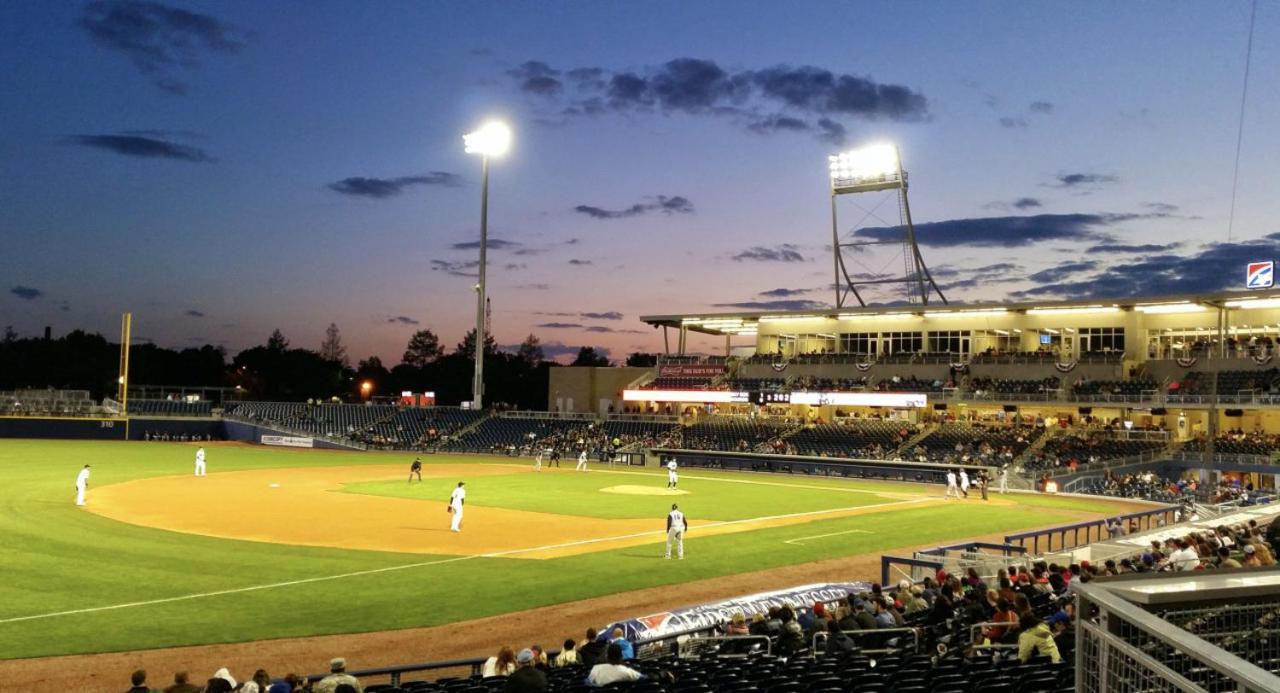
[1135,303,1206,314]
[828,143,901,192]
[1224,297,1280,309]
[462,121,512,157]
[462,119,513,410]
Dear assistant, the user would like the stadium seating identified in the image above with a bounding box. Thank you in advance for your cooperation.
[786,421,910,459]
[129,399,213,416]
[965,377,1060,396]
[0,388,94,416]
[1071,378,1157,397]
[1182,432,1280,456]
[913,424,1041,463]
[679,419,798,452]
[1023,433,1167,472]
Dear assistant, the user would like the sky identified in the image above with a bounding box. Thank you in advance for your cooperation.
[2,1,1278,364]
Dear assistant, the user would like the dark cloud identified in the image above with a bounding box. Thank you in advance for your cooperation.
[1053,173,1119,188]
[515,283,550,291]
[581,311,623,320]
[1085,242,1181,254]
[67,134,214,162]
[430,259,480,277]
[534,341,611,362]
[580,325,646,334]
[935,263,1025,291]
[573,195,694,220]
[1143,202,1179,214]
[503,263,526,271]
[1027,260,1099,283]
[1011,235,1280,300]
[568,259,592,266]
[513,57,928,144]
[388,316,420,325]
[1030,101,1055,114]
[999,116,1028,128]
[450,238,520,251]
[77,1,247,94]
[327,172,462,199]
[10,286,42,300]
[850,213,1165,248]
[183,309,205,318]
[1013,197,1043,209]
[712,299,830,311]
[537,322,583,329]
[732,244,806,263]
[759,287,813,297]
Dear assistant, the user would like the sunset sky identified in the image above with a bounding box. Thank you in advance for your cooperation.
[2,1,1277,363]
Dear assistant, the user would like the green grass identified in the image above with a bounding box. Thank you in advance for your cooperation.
[0,439,1110,660]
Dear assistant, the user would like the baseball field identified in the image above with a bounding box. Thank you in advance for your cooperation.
[0,438,1141,680]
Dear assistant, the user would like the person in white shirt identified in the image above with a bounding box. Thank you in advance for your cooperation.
[194,447,206,476]
[576,449,588,472]
[448,482,466,532]
[1168,539,1201,571]
[665,503,687,560]
[666,458,679,489]
[74,464,91,506]
[959,469,971,498]
[944,470,960,499]
[534,447,545,472]
[586,643,643,686]
[998,465,1008,494]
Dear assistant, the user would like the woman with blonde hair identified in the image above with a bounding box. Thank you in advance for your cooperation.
[481,646,517,677]
[727,611,750,636]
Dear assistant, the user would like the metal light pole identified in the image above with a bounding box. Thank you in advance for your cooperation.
[462,121,512,410]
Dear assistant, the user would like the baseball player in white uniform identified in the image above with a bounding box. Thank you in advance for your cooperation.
[534,447,545,472]
[998,466,1008,494]
[959,469,971,498]
[944,469,960,499]
[666,458,679,489]
[665,503,687,559]
[75,464,91,506]
[448,481,466,532]
[194,447,206,476]
[576,449,588,472]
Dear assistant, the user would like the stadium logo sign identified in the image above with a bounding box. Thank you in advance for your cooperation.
[1246,261,1274,289]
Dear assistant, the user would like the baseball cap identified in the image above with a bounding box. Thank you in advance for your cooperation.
[330,658,346,671]
[1244,544,1256,554]
[516,649,534,664]
[1045,611,1071,627]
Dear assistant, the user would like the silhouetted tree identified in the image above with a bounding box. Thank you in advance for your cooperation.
[570,347,611,367]
[402,329,444,367]
[517,334,544,366]
[625,352,658,367]
[266,329,289,351]
[319,323,348,366]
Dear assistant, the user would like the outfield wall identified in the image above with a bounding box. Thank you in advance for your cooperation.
[655,448,993,485]
[128,417,226,441]
[222,419,364,450]
[0,416,127,440]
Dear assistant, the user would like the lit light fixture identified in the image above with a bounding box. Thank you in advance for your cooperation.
[829,143,899,181]
[462,121,512,157]
[838,312,914,320]
[1135,303,1206,314]
[1026,305,1120,315]
[928,308,1008,318]
[1225,298,1280,309]
[759,314,822,322]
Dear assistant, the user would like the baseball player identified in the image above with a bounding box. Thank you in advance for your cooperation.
[74,464,90,506]
[549,445,561,467]
[666,457,679,489]
[448,481,466,532]
[534,447,548,472]
[408,457,422,482]
[959,469,971,498]
[944,469,960,499]
[576,449,588,472]
[978,470,989,501]
[194,446,206,476]
[998,465,1008,494]
[665,503,687,559]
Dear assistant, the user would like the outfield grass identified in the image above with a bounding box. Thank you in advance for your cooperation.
[0,440,1113,659]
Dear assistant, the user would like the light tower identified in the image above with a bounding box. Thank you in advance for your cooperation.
[462,120,512,410]
[828,143,947,308]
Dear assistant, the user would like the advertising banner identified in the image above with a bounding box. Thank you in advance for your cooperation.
[657,364,725,378]
[261,435,314,448]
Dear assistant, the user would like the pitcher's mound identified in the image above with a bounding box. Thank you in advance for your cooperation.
[601,485,689,496]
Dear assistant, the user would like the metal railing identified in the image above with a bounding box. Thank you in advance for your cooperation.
[1003,504,1179,554]
[968,621,1019,650]
[677,634,771,659]
[813,627,920,655]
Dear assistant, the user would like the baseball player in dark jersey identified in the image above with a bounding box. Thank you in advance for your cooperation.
[408,457,423,483]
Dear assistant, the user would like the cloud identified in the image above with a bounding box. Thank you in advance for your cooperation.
[1053,173,1119,188]
[388,316,420,325]
[77,1,247,94]
[431,259,480,277]
[539,341,611,362]
[573,194,694,220]
[568,259,592,265]
[537,322,583,329]
[999,116,1028,128]
[503,263,526,271]
[1030,101,1055,114]
[513,57,928,144]
[450,238,520,251]
[1012,197,1043,209]
[712,299,830,311]
[1027,260,1099,283]
[10,286,42,300]
[515,283,550,290]
[849,213,1169,248]
[1011,234,1280,300]
[1143,202,1179,214]
[183,309,205,318]
[934,262,1025,291]
[327,172,462,198]
[67,134,214,162]
[1085,242,1181,254]
[581,311,623,320]
[733,244,806,262]
[759,287,813,297]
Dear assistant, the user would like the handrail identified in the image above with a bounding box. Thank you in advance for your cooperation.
[968,621,1019,649]
[679,634,771,658]
[1003,504,1179,554]
[295,655,489,686]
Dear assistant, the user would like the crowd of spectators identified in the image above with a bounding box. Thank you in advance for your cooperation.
[141,431,219,443]
[874,376,950,393]
[966,377,1060,396]
[1023,431,1167,473]
[1183,428,1280,456]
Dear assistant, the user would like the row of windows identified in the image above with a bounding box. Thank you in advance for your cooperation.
[787,328,1126,355]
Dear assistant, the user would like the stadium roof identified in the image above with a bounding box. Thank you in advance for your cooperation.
[641,288,1280,335]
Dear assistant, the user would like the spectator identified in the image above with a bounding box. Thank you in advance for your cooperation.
[529,644,549,670]
[577,628,606,667]
[503,648,548,692]
[163,671,201,693]
[126,669,150,693]
[1217,546,1243,569]
[267,674,306,693]
[903,585,929,614]
[776,621,806,656]
[982,598,1018,643]
[212,668,237,690]
[608,628,634,660]
[1168,539,1202,571]
[553,639,579,668]
[482,647,518,678]
[205,680,233,693]
[727,612,750,636]
[1243,544,1263,567]
[586,643,643,686]
[314,658,362,693]
[1017,614,1062,663]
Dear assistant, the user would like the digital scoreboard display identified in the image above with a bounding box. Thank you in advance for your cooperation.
[749,391,791,404]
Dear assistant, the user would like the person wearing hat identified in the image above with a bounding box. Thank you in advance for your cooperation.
[1242,543,1263,567]
[314,658,361,693]
[502,649,547,692]
[408,457,422,482]
[74,464,90,506]
[448,481,466,532]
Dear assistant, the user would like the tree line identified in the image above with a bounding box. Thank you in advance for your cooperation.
[0,325,659,409]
